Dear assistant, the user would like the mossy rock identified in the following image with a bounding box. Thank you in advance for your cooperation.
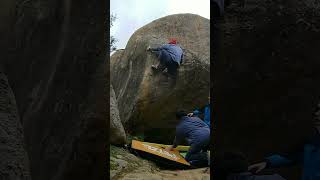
[110,145,159,179]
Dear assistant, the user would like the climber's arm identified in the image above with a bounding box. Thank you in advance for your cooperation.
[150,44,167,52]
[265,154,294,168]
[172,125,185,148]
[172,136,179,148]
[150,47,161,51]
[166,136,180,151]
[193,105,206,116]
[265,143,304,168]
[180,53,184,64]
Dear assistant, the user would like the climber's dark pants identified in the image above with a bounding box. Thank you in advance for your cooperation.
[185,139,210,167]
[152,50,179,77]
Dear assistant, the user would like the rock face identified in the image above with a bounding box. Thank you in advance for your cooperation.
[0,67,31,179]
[0,1,107,180]
[110,85,127,145]
[214,1,320,179]
[0,1,15,57]
[110,14,210,143]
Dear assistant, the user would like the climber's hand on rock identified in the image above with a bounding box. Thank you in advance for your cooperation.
[187,113,193,117]
[146,46,151,51]
[248,162,267,174]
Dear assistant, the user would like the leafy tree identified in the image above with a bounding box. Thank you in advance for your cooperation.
[110,14,117,53]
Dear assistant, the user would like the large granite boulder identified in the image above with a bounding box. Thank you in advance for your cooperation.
[110,14,210,143]
[0,0,16,66]
[0,1,107,180]
[214,1,320,179]
[0,66,31,180]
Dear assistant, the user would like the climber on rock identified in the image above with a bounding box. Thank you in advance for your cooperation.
[248,110,320,180]
[188,95,211,128]
[146,38,184,77]
[166,110,210,167]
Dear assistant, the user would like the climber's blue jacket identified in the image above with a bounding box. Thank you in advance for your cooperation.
[151,44,183,65]
[173,116,210,148]
[265,130,320,180]
[193,104,211,128]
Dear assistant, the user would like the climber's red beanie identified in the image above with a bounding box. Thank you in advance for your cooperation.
[168,38,177,44]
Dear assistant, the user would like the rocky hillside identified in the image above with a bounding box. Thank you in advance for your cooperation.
[0,1,107,179]
[110,14,210,144]
[214,1,320,179]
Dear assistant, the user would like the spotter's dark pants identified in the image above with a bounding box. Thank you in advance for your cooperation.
[185,137,210,167]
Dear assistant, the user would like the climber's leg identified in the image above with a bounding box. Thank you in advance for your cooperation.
[151,50,170,72]
[167,60,179,77]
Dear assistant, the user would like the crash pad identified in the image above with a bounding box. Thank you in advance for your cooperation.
[131,140,190,166]
[143,142,210,154]
[180,152,187,158]
[143,142,190,152]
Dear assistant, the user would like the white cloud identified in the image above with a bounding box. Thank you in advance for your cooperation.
[110,0,210,50]
[167,0,210,19]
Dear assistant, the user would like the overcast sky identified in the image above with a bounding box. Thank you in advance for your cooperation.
[110,0,210,50]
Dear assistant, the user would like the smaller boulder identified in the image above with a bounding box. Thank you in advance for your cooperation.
[110,85,127,145]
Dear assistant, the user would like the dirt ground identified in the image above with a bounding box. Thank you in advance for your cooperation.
[117,168,210,180]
